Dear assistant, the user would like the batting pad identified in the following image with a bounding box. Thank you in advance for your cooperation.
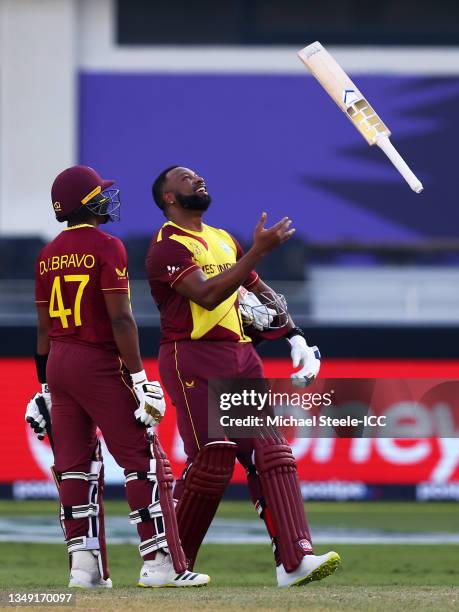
[254,434,313,573]
[176,441,237,570]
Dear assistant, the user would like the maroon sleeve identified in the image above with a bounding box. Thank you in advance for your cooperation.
[231,235,259,290]
[146,238,200,288]
[99,236,130,294]
[35,250,49,307]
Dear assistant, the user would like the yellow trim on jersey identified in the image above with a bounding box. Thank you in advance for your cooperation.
[174,341,201,451]
[117,357,138,405]
[170,264,199,287]
[63,224,95,231]
[164,220,204,235]
[101,287,129,291]
[162,221,237,254]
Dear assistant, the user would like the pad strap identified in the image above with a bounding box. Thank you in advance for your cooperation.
[61,471,99,482]
[139,534,169,558]
[129,500,163,524]
[60,503,99,521]
[125,459,157,484]
[66,535,100,554]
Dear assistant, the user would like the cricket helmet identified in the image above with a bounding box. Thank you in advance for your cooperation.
[51,165,120,222]
[239,289,290,344]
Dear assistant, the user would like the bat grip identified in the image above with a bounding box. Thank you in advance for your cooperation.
[36,395,55,453]
[376,135,423,193]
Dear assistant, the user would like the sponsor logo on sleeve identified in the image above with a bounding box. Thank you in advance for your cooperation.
[167,265,180,276]
[115,267,127,279]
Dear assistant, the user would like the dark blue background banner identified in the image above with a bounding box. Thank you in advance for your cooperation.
[80,74,459,241]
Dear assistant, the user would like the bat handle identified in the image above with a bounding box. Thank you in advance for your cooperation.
[36,395,55,453]
[376,135,423,194]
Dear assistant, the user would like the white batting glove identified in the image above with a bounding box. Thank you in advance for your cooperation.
[288,335,321,387]
[131,370,166,427]
[238,287,277,331]
[25,384,52,440]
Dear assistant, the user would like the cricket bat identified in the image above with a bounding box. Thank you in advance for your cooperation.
[297,41,423,193]
[35,395,60,490]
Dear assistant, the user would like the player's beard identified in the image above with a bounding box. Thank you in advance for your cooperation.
[175,192,212,211]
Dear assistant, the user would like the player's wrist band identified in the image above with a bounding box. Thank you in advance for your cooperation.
[131,369,147,385]
[34,352,48,384]
[285,326,305,340]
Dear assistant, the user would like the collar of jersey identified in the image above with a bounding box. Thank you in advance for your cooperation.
[64,224,95,231]
[166,220,206,236]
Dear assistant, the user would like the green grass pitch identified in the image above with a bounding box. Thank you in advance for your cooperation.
[0,501,458,611]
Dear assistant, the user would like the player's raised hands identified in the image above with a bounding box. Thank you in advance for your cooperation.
[252,212,295,255]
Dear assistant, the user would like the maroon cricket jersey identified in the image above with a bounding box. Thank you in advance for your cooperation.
[35,224,129,350]
[146,221,259,344]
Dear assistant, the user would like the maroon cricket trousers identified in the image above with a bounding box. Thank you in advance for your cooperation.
[47,340,159,558]
[158,340,264,481]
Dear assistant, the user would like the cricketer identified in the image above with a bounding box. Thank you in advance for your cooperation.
[146,165,341,587]
[25,165,210,588]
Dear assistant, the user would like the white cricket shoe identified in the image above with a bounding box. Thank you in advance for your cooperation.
[68,550,113,589]
[138,551,210,588]
[277,551,341,587]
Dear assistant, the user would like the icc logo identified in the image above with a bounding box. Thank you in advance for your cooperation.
[191,243,202,258]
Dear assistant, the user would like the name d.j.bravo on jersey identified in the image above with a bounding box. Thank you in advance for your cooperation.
[35,224,129,349]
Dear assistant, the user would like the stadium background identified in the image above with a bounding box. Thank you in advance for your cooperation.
[1,0,459,503]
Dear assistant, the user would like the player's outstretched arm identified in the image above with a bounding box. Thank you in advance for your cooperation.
[174,213,295,310]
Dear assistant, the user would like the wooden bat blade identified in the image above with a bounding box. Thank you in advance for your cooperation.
[297,41,423,193]
[297,41,391,145]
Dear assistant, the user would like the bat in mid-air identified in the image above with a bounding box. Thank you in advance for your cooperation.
[297,41,423,194]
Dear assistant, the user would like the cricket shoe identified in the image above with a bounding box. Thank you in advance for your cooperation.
[68,550,113,589]
[276,551,341,587]
[138,551,210,588]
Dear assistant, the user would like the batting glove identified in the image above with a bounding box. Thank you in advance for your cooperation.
[25,384,52,440]
[288,335,321,387]
[131,370,166,427]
